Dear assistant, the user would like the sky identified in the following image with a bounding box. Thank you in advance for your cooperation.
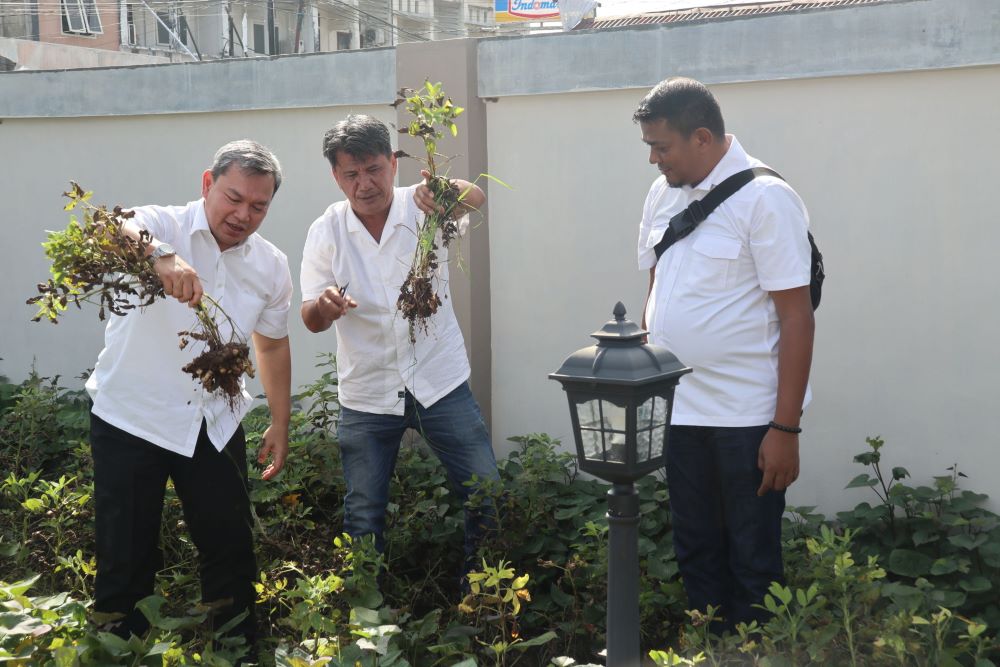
[594,0,743,19]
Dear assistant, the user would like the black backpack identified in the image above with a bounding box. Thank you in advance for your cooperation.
[653,167,824,310]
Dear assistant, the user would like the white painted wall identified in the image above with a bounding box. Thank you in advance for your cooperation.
[1,104,394,400]
[486,65,1000,513]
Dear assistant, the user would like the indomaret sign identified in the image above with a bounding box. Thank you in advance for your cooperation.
[494,0,559,23]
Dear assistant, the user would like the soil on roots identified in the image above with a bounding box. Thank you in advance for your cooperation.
[397,270,442,341]
[181,340,255,411]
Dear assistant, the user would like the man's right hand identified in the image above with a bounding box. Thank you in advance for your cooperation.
[315,285,357,322]
[153,255,203,306]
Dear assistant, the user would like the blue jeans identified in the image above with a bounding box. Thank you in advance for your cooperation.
[666,425,784,630]
[337,381,499,565]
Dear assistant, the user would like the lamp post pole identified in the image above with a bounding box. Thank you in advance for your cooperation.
[550,302,692,667]
[607,482,641,667]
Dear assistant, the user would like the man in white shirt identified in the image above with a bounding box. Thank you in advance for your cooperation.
[87,140,293,655]
[300,114,499,574]
[634,78,815,630]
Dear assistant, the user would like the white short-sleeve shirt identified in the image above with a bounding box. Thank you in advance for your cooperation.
[300,184,471,415]
[86,199,293,455]
[638,136,812,426]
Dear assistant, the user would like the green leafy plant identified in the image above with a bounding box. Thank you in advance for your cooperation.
[460,559,557,666]
[5,370,1000,665]
[839,436,1000,628]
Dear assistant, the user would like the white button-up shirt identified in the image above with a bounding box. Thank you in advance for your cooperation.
[300,184,470,414]
[86,199,293,455]
[638,136,812,426]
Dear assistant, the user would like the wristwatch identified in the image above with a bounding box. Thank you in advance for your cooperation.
[150,243,176,262]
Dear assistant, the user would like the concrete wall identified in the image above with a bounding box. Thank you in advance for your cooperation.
[484,66,1000,515]
[480,0,1000,515]
[2,0,999,517]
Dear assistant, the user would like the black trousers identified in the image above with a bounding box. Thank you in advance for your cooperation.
[90,413,256,646]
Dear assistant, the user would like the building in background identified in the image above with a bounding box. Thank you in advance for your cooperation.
[0,0,497,69]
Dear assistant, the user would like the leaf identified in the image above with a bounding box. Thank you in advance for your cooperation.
[888,549,933,578]
[959,576,992,593]
[930,558,960,575]
[949,533,988,550]
[509,630,558,651]
[476,172,513,190]
[928,588,966,608]
[891,466,910,480]
[854,451,876,466]
[845,474,877,489]
[21,498,44,512]
[912,528,940,546]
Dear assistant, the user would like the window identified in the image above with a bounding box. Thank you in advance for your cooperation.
[177,14,189,45]
[156,12,171,44]
[125,4,136,44]
[252,23,265,53]
[336,31,351,50]
[61,0,102,35]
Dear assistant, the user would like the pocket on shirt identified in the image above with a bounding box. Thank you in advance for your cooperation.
[686,233,742,290]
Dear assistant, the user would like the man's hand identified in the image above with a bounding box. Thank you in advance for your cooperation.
[414,169,444,216]
[257,423,289,481]
[153,254,203,306]
[413,169,486,219]
[315,285,357,322]
[757,428,799,495]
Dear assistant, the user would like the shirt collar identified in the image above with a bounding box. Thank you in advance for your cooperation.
[344,187,410,243]
[194,199,254,257]
[690,135,751,193]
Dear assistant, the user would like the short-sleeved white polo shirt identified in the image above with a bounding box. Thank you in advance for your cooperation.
[300,184,471,415]
[638,136,812,426]
[85,199,293,456]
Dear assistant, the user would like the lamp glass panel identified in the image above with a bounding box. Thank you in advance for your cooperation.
[576,400,601,429]
[601,400,628,463]
[600,400,627,431]
[580,428,603,460]
[638,396,654,430]
[651,425,666,458]
[607,429,627,463]
[636,428,652,462]
[652,396,669,427]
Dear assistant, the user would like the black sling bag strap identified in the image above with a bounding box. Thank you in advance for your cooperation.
[652,166,824,310]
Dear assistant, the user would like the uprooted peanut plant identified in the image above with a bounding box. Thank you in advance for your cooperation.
[27,183,254,408]
[393,81,493,342]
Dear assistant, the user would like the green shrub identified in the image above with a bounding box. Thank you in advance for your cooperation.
[1,366,999,665]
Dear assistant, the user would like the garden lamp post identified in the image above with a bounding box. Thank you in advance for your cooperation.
[549,302,691,667]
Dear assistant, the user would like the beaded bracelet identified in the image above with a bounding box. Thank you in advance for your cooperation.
[768,420,802,434]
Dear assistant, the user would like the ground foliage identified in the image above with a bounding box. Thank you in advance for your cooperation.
[0,361,999,665]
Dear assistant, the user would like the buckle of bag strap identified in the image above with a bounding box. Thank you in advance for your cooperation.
[687,198,707,223]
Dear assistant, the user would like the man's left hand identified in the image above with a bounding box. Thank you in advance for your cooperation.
[414,169,446,216]
[258,423,289,481]
[757,429,799,495]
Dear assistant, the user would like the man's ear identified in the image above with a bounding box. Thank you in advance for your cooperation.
[201,170,214,198]
[693,127,715,149]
